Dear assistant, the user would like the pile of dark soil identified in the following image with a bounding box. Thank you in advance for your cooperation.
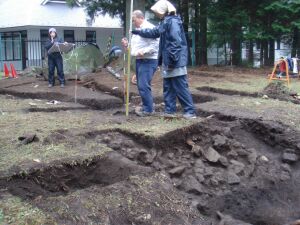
[262,81,300,103]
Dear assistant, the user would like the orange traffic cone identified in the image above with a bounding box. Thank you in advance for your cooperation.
[4,63,9,78]
[10,64,18,78]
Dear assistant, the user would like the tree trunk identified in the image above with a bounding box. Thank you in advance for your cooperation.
[194,0,201,65]
[268,39,275,66]
[181,0,191,65]
[231,27,242,66]
[199,0,208,65]
[248,15,254,66]
[292,27,299,57]
[260,43,263,67]
[262,40,268,66]
[248,40,254,67]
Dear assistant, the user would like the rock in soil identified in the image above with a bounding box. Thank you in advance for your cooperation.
[192,145,203,157]
[228,160,245,175]
[180,175,204,195]
[282,152,299,163]
[203,147,221,163]
[217,211,252,225]
[18,133,39,145]
[219,156,229,167]
[227,172,241,185]
[168,166,186,176]
[213,134,228,149]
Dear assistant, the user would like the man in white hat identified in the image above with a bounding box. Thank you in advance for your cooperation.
[122,10,159,117]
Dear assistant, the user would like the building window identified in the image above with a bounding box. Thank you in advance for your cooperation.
[40,30,49,59]
[64,30,74,43]
[86,31,96,43]
[0,32,22,61]
[276,39,281,50]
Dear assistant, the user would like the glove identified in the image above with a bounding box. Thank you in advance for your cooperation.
[131,30,141,35]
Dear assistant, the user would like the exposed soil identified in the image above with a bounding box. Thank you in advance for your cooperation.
[1,67,300,225]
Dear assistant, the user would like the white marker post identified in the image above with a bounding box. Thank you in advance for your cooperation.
[125,0,134,117]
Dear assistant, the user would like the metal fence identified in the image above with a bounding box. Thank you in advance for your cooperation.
[25,40,93,68]
[0,39,95,71]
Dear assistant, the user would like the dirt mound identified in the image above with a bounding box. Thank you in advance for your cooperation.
[262,82,299,103]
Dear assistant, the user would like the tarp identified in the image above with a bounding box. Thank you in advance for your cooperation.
[63,43,104,75]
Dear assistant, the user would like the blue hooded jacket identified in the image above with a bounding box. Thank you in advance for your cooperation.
[133,15,188,68]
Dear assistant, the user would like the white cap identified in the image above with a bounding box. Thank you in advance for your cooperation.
[49,27,56,34]
[151,0,176,15]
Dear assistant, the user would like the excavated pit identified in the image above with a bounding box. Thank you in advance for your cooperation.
[1,117,300,225]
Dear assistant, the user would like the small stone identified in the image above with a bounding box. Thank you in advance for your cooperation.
[123,140,135,148]
[281,163,291,173]
[280,171,291,181]
[219,156,229,167]
[227,172,240,185]
[192,145,203,157]
[203,167,214,177]
[186,138,195,147]
[203,147,221,163]
[108,142,121,150]
[285,148,296,153]
[181,175,204,195]
[297,143,300,150]
[167,152,175,159]
[244,165,255,177]
[210,178,219,186]
[195,173,205,183]
[217,211,251,225]
[227,150,238,158]
[194,159,205,168]
[194,167,204,174]
[213,135,227,148]
[172,178,182,187]
[262,94,269,99]
[282,152,298,163]
[168,166,186,176]
[137,149,157,164]
[247,148,257,164]
[232,141,243,148]
[259,155,269,162]
[229,160,245,175]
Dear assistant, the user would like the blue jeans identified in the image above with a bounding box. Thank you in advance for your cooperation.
[163,75,195,114]
[48,53,65,85]
[136,59,158,113]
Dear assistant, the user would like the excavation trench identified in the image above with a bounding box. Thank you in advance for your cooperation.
[0,151,152,199]
[198,86,300,104]
[84,80,217,105]
[0,86,123,110]
[1,117,300,225]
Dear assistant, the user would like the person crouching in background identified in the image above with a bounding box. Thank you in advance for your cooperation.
[45,28,66,88]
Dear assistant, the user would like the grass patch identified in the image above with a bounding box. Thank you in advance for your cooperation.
[0,193,56,225]
[0,95,201,176]
[201,96,300,131]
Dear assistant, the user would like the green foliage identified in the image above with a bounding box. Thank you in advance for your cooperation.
[67,0,300,66]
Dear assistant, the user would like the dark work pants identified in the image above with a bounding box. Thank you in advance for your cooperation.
[163,75,195,114]
[136,59,158,113]
[48,53,65,85]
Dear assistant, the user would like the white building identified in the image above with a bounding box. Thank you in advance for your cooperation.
[0,0,123,70]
